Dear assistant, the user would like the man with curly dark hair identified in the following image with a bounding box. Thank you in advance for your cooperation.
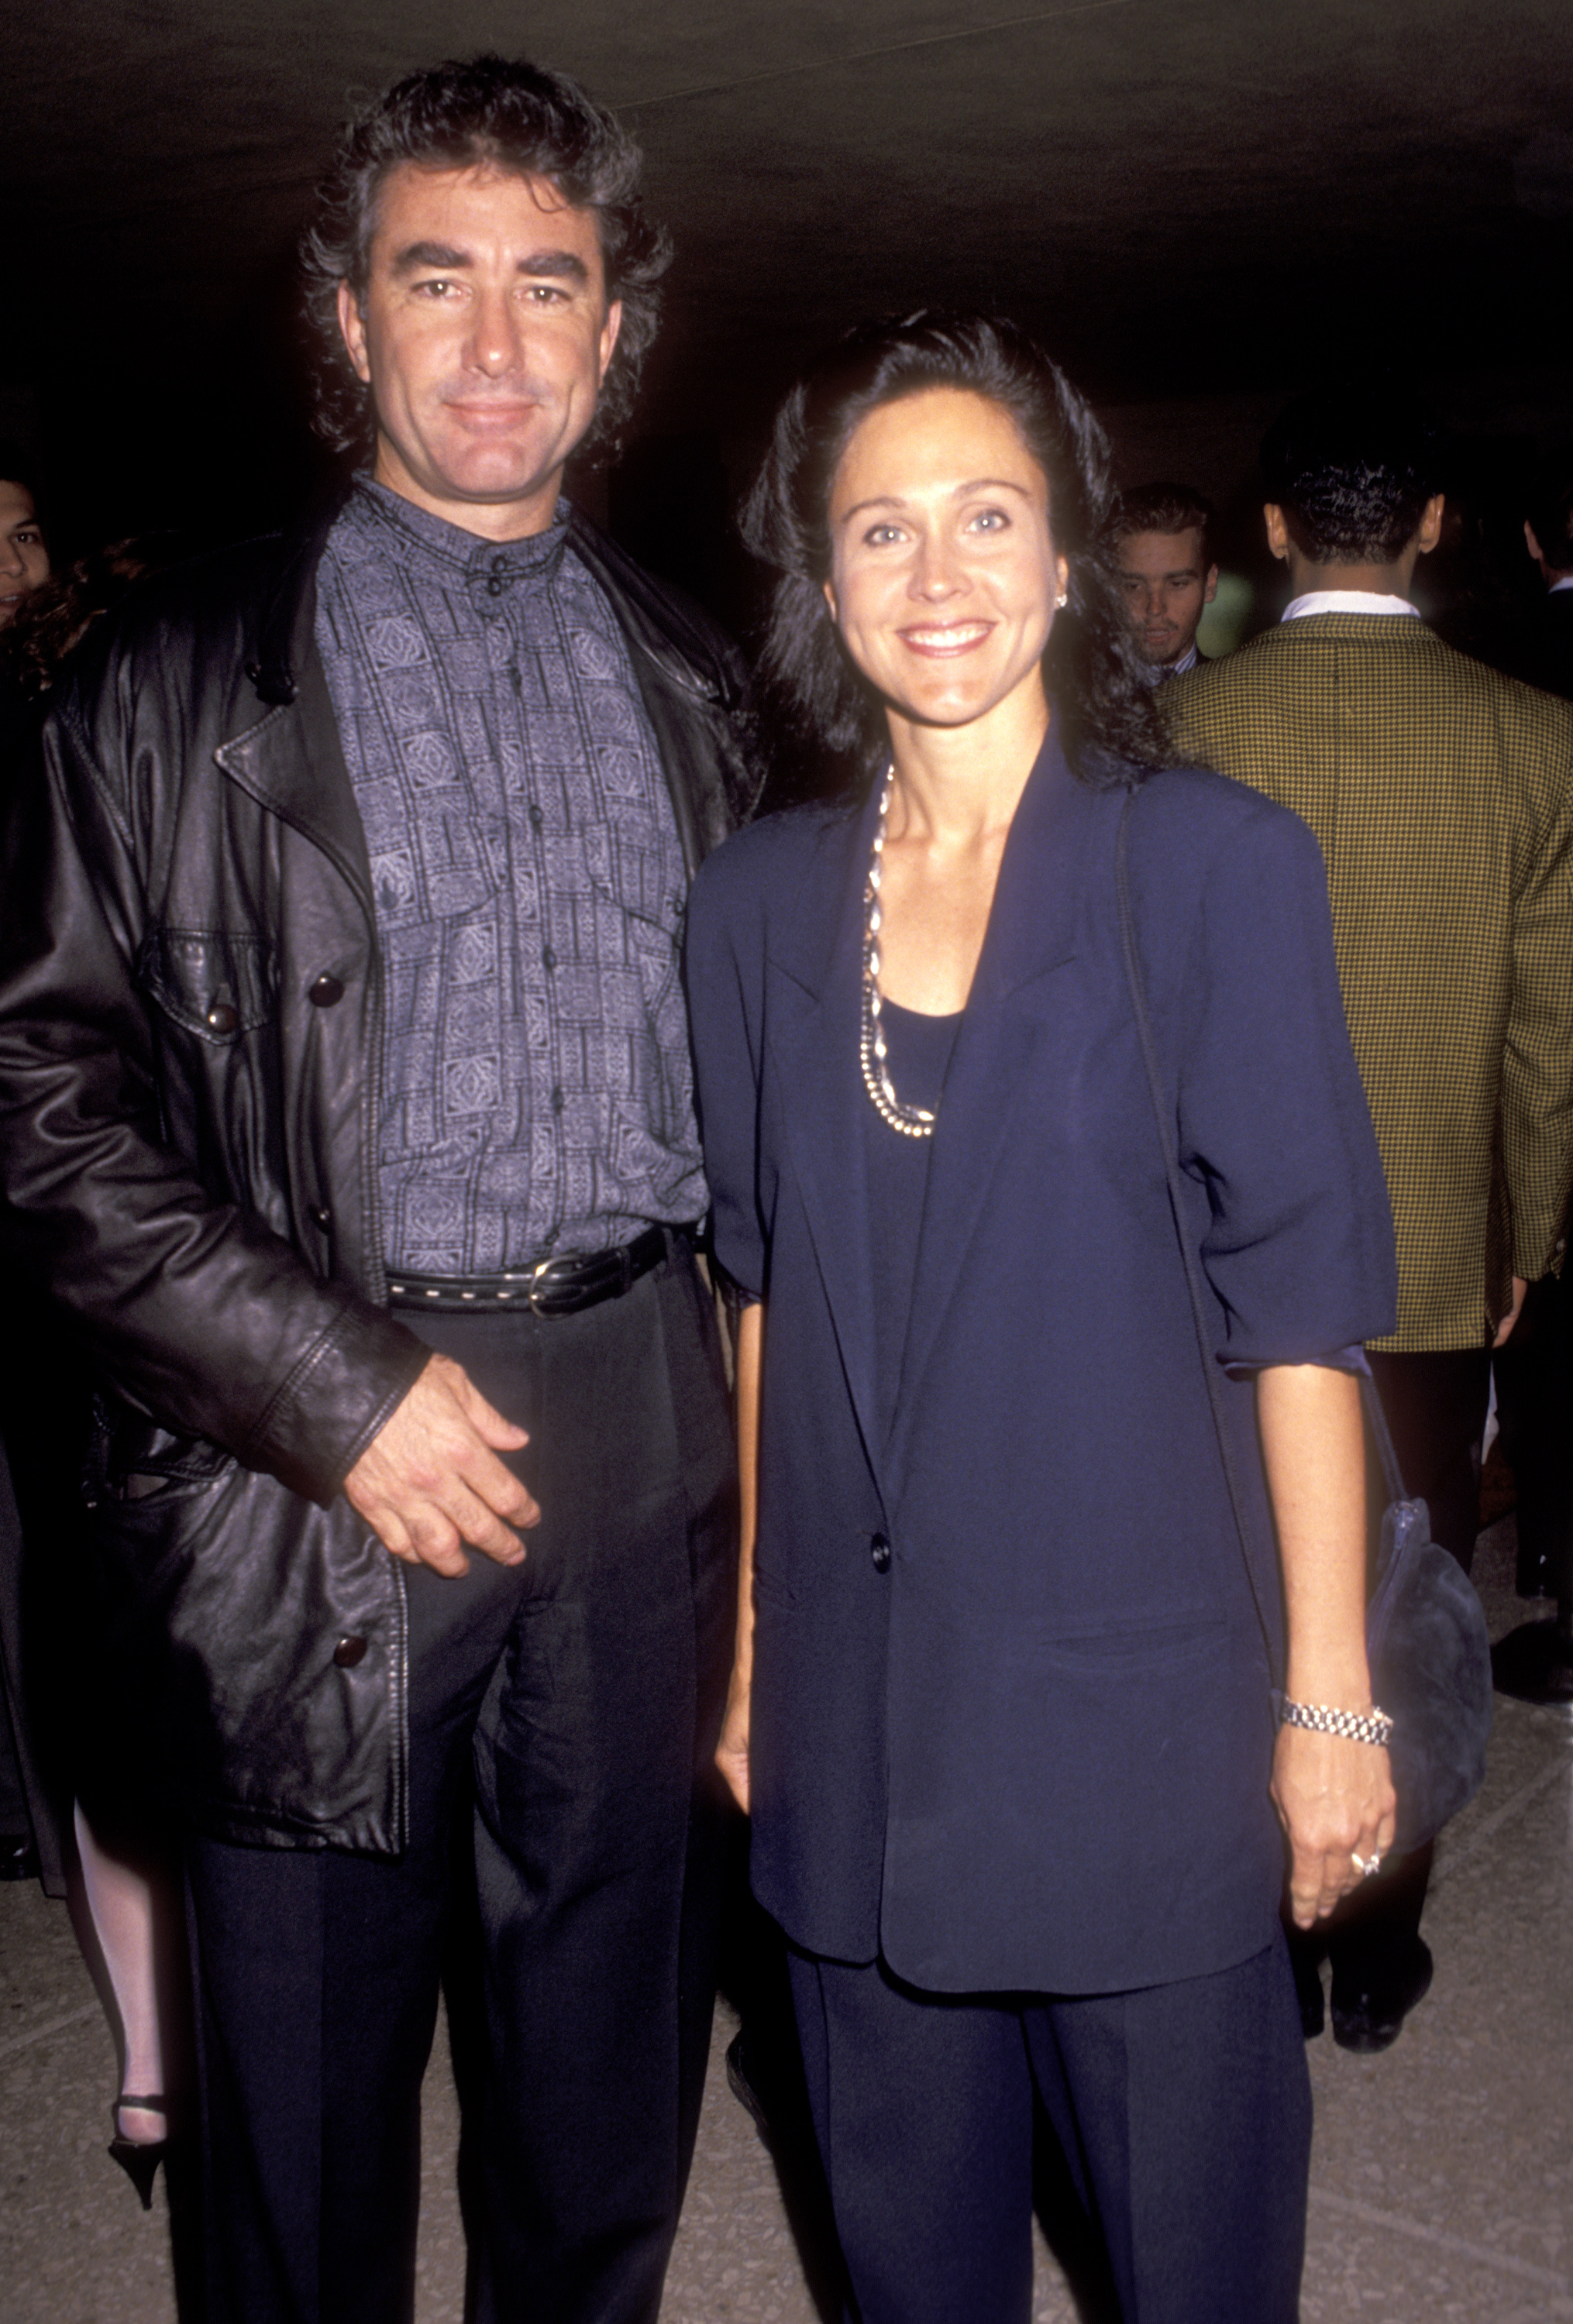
[0,52,752,2324]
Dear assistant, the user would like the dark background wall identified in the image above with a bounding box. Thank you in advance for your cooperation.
[5,2,1571,637]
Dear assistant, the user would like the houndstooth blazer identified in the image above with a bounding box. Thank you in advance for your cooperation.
[1169,613,1573,1352]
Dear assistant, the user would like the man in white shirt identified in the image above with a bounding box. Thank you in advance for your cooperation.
[1168,382,1573,2055]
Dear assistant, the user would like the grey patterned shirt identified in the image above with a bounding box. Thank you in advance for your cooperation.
[315,479,705,1274]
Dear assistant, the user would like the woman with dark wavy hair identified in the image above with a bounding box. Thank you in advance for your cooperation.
[686,315,1399,2323]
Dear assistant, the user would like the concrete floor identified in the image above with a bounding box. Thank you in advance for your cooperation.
[3,1515,1570,2322]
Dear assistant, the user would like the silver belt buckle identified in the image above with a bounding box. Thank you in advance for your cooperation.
[525,1255,564,1315]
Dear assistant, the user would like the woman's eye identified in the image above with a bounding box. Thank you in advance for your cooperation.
[969,507,1010,533]
[862,524,904,547]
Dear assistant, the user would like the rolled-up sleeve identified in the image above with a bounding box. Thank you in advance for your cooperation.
[1175,804,1399,1364]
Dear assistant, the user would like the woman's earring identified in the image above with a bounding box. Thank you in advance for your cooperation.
[1055,593,1068,608]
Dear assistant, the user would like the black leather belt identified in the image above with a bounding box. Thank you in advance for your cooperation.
[387,1223,692,1318]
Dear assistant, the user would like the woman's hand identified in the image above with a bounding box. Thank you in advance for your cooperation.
[716,1659,752,1814]
[1270,1722,1398,1927]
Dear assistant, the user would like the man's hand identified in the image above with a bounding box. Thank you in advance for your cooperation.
[1270,1721,1397,1927]
[344,1355,539,1576]
[1493,1276,1529,1347]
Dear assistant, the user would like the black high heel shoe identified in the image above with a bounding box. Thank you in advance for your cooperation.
[108,2095,168,2210]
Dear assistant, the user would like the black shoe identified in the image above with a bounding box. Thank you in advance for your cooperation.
[1292,1946,1326,2040]
[0,1832,40,1881]
[108,2095,168,2212]
[725,2029,773,2142]
[1330,1939,1434,2054]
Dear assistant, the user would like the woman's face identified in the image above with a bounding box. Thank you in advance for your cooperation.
[0,481,48,628]
[822,385,1068,737]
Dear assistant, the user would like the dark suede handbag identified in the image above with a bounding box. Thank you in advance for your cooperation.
[1115,796,1492,1853]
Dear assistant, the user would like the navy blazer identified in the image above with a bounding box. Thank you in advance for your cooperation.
[686,737,1396,1995]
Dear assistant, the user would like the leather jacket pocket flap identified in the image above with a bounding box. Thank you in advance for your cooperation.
[139,928,277,1043]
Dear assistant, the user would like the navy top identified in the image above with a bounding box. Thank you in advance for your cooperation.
[864,1002,961,1446]
[686,735,1397,1995]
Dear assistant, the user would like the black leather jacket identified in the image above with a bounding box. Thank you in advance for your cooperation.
[0,504,752,1854]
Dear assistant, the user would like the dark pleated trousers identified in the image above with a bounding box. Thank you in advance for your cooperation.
[786,1938,1311,2324]
[184,1250,737,2324]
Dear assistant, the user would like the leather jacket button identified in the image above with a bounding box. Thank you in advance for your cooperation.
[871,1532,891,1573]
[332,1635,367,1669]
[309,1205,331,1231]
[308,974,345,1008]
[205,1000,239,1034]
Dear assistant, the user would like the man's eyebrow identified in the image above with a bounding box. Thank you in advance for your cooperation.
[387,242,591,284]
[389,241,471,275]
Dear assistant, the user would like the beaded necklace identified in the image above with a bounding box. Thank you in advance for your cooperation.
[859,772,937,1138]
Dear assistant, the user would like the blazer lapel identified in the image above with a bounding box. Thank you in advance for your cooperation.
[887,736,1108,1471]
[766,788,887,1477]
[214,524,377,919]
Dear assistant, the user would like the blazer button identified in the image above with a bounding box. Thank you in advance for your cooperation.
[332,1635,367,1668]
[870,1532,891,1573]
[205,1000,239,1034]
[308,973,345,1007]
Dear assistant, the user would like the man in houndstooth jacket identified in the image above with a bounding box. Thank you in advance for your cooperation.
[1168,380,1573,2056]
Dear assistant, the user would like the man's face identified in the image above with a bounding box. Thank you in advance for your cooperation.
[1114,526,1218,667]
[337,162,623,540]
[0,481,48,628]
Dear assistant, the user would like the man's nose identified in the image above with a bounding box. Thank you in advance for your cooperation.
[465,284,524,374]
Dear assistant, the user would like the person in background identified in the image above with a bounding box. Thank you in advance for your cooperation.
[1168,381,1573,2050]
[0,444,54,1880]
[1107,479,1218,676]
[687,311,1398,2324]
[1,528,198,2211]
[0,450,50,633]
[1516,455,1573,700]
[1489,452,1573,1699]
[0,52,749,2323]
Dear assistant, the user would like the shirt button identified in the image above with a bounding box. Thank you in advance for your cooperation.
[871,1533,892,1573]
[487,576,506,597]
[308,974,345,1007]
[551,1086,564,1114]
[205,1000,238,1034]
[542,946,556,971]
[528,803,544,831]
[332,1635,367,1669]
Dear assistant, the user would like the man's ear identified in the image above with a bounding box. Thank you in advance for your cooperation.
[336,280,373,386]
[1203,564,1220,604]
[1415,493,1446,557]
[1263,505,1291,563]
[1525,520,1545,566]
[597,298,625,387]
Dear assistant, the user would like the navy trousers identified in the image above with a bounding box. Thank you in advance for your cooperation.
[184,1250,736,2324]
[786,1938,1311,2324]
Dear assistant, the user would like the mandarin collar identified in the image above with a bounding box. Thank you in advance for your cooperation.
[346,475,571,593]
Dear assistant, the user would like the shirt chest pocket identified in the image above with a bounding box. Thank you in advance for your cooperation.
[138,929,280,1045]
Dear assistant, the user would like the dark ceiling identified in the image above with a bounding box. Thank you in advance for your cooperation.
[5,1,1571,572]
